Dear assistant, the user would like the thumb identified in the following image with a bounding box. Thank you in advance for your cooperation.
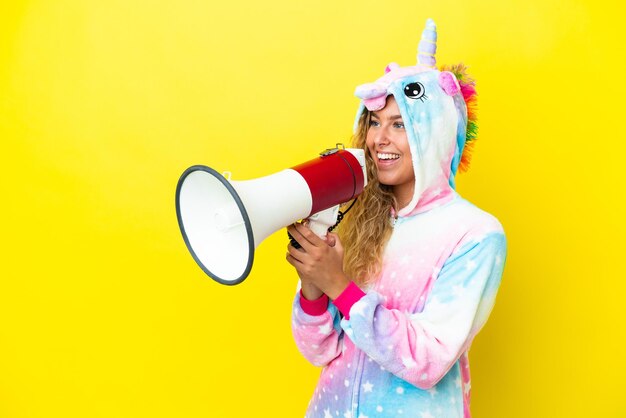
[327,232,343,252]
[325,233,337,247]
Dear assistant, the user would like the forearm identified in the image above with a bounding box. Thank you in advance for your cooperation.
[340,234,506,389]
[292,294,343,367]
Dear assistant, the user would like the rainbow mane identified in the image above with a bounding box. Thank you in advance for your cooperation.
[440,63,478,173]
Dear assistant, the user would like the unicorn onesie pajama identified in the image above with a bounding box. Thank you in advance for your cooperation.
[291,19,507,418]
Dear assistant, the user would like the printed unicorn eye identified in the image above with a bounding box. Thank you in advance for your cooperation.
[404,82,427,102]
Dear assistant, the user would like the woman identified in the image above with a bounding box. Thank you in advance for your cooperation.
[286,19,506,418]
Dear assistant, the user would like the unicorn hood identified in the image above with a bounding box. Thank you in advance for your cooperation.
[353,18,478,218]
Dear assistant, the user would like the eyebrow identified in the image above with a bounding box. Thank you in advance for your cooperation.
[371,113,403,120]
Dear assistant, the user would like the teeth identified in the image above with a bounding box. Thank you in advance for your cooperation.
[377,153,400,160]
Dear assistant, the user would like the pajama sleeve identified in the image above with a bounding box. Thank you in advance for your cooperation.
[291,286,344,367]
[340,231,506,389]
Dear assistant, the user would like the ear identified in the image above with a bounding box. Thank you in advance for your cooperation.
[438,71,460,96]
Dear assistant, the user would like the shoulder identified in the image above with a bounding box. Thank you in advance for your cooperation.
[431,197,506,261]
[444,196,505,237]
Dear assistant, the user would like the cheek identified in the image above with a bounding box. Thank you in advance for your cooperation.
[403,157,415,178]
[365,133,375,152]
[399,135,414,177]
[395,132,411,155]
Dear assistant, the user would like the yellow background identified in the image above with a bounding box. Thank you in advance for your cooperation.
[1,0,624,417]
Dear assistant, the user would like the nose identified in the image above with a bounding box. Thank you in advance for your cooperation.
[374,126,390,148]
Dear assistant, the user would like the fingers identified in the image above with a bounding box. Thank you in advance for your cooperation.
[287,222,324,251]
[285,249,304,268]
[286,244,310,278]
[286,224,306,250]
[287,240,304,260]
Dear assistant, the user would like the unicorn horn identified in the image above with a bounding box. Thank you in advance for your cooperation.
[417,18,437,68]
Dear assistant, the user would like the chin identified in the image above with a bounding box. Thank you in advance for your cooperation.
[377,176,398,187]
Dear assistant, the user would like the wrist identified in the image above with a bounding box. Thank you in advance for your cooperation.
[301,281,324,300]
[324,273,351,300]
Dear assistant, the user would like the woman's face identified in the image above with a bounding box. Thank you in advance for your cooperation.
[365,95,415,198]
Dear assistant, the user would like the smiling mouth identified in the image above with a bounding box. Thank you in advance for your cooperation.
[377,152,400,161]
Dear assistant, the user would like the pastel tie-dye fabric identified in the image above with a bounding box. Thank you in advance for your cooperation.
[291,19,506,418]
[292,196,505,417]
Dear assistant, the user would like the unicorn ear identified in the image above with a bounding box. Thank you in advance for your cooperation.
[354,83,387,100]
[385,62,400,73]
[355,83,388,111]
[438,71,460,96]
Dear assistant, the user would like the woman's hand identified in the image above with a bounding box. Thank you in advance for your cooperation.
[286,222,350,300]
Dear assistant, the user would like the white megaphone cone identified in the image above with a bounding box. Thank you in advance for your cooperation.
[175,146,367,285]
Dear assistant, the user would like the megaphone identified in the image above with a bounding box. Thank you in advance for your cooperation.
[175,145,367,285]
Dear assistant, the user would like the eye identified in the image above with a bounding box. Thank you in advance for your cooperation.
[404,82,427,101]
[393,122,405,129]
[369,119,380,127]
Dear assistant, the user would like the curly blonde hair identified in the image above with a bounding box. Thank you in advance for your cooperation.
[338,110,397,287]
